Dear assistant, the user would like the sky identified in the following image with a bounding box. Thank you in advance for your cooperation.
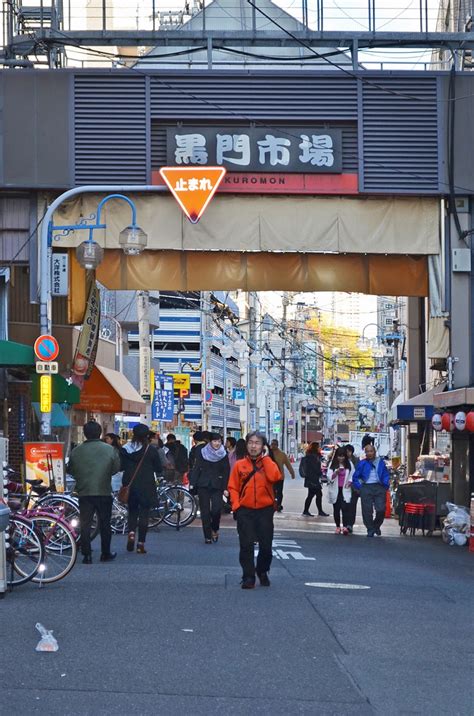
[62,0,444,70]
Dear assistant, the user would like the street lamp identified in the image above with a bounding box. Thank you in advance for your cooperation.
[39,184,167,337]
[51,193,148,271]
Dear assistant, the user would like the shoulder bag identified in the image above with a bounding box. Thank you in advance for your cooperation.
[118,446,149,505]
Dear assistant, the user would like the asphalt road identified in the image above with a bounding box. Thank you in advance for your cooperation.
[1,477,473,715]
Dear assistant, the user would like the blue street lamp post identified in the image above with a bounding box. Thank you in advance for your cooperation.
[38,185,167,436]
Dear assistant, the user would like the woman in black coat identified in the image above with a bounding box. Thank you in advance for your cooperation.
[301,442,329,517]
[121,423,162,554]
[189,432,230,543]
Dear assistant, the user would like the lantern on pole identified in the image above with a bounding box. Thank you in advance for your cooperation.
[454,411,467,431]
[432,414,442,432]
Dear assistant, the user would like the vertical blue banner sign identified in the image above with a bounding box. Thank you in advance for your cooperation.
[151,375,175,421]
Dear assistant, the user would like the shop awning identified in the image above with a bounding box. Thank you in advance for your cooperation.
[433,386,474,409]
[32,403,71,427]
[394,382,447,423]
[75,365,146,415]
[0,340,35,366]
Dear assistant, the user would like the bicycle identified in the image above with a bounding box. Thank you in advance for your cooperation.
[148,479,197,530]
[7,481,78,584]
[6,514,45,587]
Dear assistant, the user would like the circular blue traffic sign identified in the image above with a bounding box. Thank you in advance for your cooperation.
[34,334,59,362]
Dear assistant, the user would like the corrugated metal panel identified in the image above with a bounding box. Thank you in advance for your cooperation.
[74,75,147,184]
[151,123,358,172]
[149,75,358,120]
[362,78,439,192]
[0,196,30,262]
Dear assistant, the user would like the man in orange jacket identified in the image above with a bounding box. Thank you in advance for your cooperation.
[228,432,281,589]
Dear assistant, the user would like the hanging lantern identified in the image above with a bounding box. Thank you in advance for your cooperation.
[441,413,454,432]
[431,414,442,431]
[454,411,467,431]
[465,411,474,432]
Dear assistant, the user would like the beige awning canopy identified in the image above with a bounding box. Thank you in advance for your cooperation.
[51,193,440,255]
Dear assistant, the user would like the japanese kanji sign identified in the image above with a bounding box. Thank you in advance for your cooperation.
[166,127,342,173]
[151,374,175,421]
[159,166,226,223]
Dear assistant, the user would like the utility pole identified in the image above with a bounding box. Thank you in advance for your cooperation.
[201,291,211,432]
[137,291,151,402]
[279,292,290,451]
[248,291,257,432]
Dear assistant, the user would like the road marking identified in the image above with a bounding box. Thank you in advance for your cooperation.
[305,582,371,590]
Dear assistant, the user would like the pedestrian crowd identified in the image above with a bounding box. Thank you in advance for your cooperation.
[67,422,390,588]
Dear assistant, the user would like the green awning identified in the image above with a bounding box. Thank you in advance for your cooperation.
[0,340,35,366]
[32,403,71,428]
[31,373,80,405]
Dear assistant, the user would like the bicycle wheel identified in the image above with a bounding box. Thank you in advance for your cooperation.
[6,515,44,587]
[111,497,128,534]
[162,486,196,529]
[30,514,78,583]
[37,494,99,542]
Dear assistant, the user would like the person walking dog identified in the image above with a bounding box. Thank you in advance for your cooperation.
[228,432,281,589]
[353,444,390,537]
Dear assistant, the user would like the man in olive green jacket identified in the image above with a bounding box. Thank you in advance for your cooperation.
[68,420,120,564]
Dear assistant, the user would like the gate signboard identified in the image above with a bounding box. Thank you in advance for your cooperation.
[166,127,342,173]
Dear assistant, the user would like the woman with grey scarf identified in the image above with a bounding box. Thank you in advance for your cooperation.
[189,433,230,543]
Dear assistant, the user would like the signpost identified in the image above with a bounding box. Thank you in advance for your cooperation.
[34,334,59,438]
[159,166,226,224]
[34,334,59,362]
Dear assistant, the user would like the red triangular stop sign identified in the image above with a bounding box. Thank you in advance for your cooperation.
[159,166,226,224]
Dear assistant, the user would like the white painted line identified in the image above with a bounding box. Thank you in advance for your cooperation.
[305,582,371,590]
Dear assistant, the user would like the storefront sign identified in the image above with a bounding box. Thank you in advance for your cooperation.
[51,253,69,296]
[167,127,342,173]
[151,375,174,421]
[70,281,101,388]
[152,170,357,195]
[171,373,190,391]
[413,408,426,419]
[24,442,65,492]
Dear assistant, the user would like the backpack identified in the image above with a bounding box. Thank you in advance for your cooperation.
[299,457,307,478]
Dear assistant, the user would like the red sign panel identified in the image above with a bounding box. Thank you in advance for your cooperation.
[152,171,358,195]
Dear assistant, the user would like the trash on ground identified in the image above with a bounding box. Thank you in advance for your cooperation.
[35,623,59,652]
[442,502,469,547]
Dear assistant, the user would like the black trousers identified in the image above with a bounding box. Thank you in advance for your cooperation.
[360,483,387,531]
[333,487,351,528]
[198,487,223,540]
[79,495,112,557]
[236,505,274,580]
[348,489,359,528]
[128,491,151,543]
[274,480,284,509]
[304,487,323,514]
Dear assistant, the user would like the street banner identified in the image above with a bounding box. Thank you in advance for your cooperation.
[24,442,65,492]
[151,375,174,421]
[70,281,101,388]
